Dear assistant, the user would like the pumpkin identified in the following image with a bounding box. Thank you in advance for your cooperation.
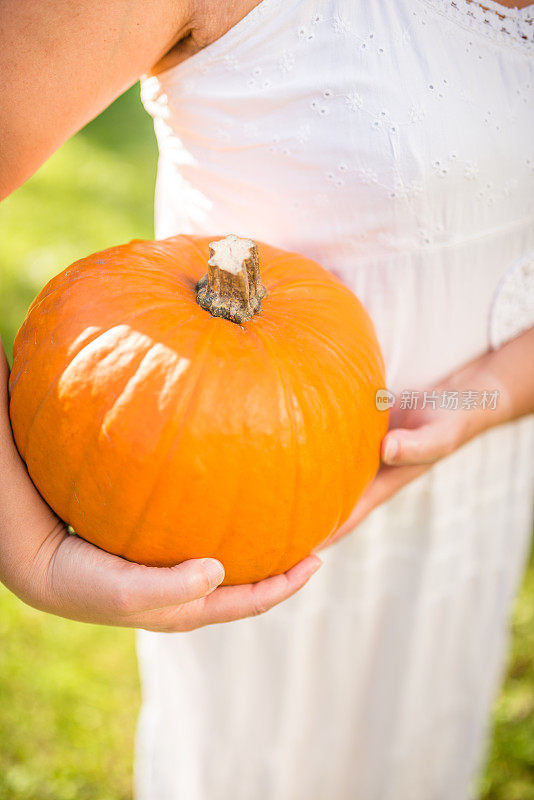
[9,234,387,584]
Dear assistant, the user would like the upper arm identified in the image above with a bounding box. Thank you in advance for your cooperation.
[0,0,194,200]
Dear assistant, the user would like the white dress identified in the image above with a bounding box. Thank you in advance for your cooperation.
[136,1,534,798]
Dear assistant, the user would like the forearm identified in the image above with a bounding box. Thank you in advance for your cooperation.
[484,325,534,422]
[434,326,534,446]
[0,342,25,496]
[0,342,55,589]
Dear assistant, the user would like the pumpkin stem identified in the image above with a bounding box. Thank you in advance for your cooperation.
[196,234,267,323]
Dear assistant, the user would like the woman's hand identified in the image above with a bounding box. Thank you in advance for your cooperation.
[324,326,534,546]
[1,346,321,631]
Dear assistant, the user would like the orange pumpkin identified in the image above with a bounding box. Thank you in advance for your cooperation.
[9,234,388,584]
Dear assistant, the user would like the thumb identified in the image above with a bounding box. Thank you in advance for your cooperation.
[115,557,226,614]
[381,420,458,466]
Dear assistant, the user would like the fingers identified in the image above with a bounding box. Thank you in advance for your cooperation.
[381,421,458,467]
[151,554,323,632]
[206,554,322,623]
[41,532,320,631]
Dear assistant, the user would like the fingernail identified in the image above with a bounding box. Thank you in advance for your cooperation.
[202,558,225,585]
[309,555,322,574]
[383,438,398,463]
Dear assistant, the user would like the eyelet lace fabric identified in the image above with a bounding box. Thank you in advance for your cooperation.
[136,3,534,800]
[422,0,534,50]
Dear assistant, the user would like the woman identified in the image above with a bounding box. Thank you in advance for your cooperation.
[1,1,533,798]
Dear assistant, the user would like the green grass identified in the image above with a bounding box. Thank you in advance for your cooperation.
[0,591,139,800]
[0,84,532,800]
[480,558,534,800]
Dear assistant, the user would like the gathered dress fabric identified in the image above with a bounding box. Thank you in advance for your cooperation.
[136,1,534,798]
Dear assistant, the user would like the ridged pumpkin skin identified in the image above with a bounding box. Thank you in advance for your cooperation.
[9,235,388,585]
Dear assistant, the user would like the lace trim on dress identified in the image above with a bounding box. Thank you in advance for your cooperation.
[488,252,534,349]
[420,0,534,50]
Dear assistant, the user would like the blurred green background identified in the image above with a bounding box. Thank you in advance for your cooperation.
[0,86,533,800]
